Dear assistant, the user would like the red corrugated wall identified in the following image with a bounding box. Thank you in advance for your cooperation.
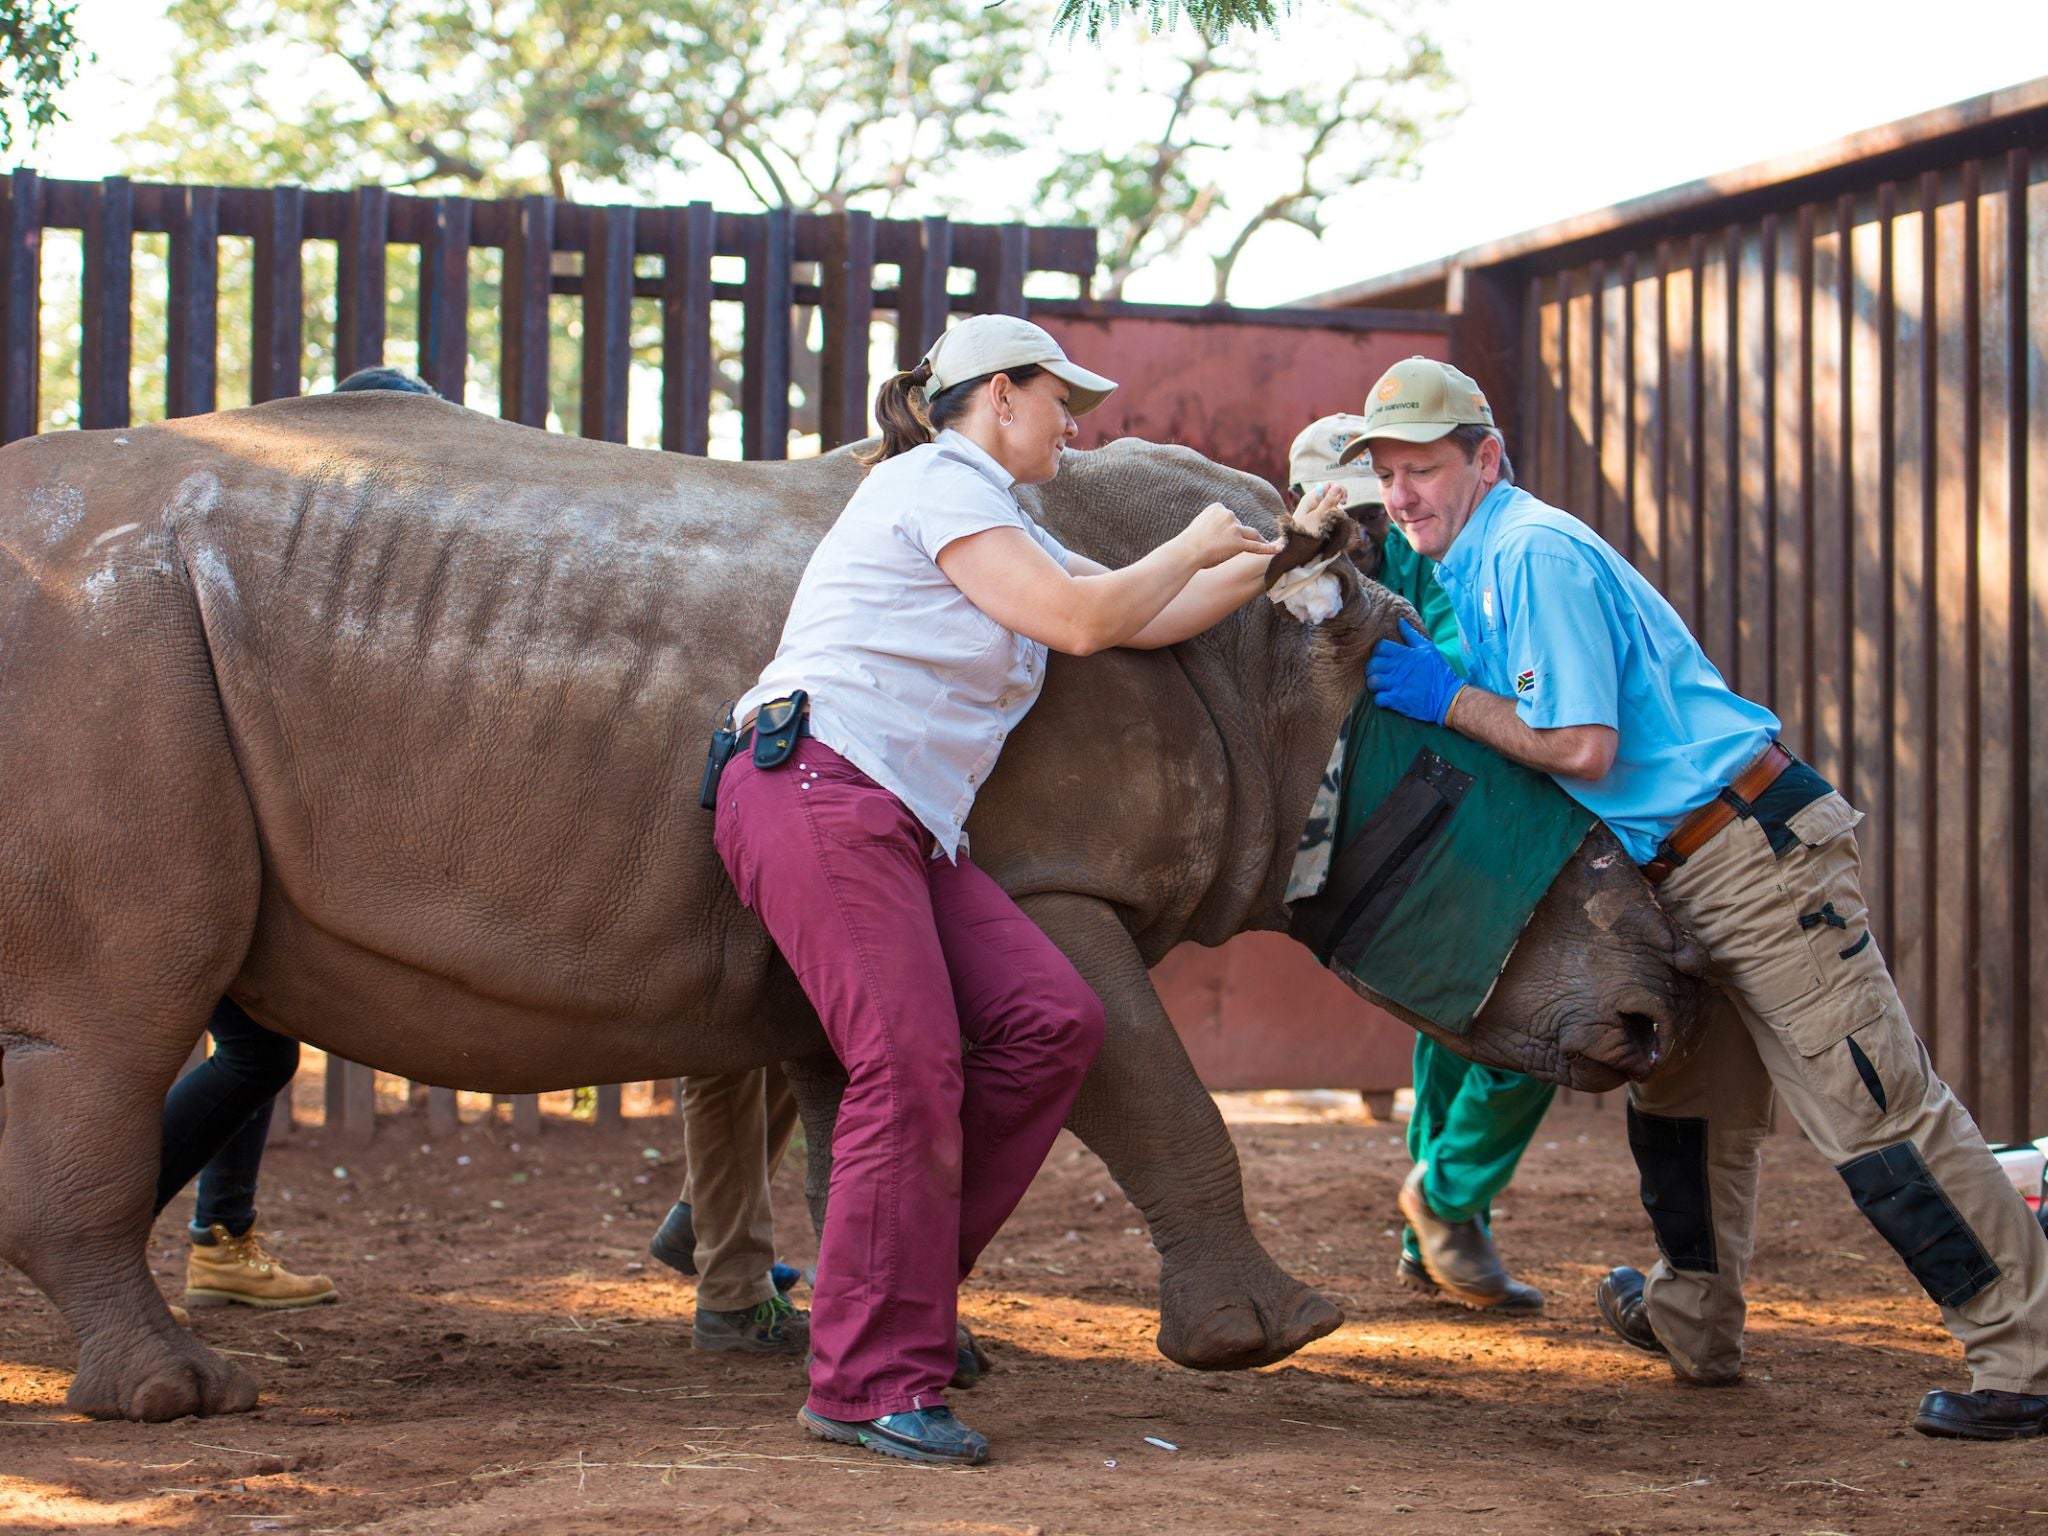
[1035,307,1451,1094]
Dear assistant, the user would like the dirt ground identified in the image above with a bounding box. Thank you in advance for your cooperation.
[5,1075,2047,1535]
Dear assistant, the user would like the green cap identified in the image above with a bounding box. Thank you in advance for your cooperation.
[1344,356,1496,452]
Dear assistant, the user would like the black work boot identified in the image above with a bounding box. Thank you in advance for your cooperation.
[1595,1265,1740,1386]
[1913,1389,2048,1440]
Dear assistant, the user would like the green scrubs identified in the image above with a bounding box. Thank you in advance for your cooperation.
[1374,526,1557,1252]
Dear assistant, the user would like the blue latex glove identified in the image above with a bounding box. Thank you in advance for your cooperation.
[1365,618,1466,725]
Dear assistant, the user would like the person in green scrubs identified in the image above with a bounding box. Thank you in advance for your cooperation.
[1287,414,1554,1314]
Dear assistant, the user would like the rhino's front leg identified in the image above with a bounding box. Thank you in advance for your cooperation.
[1020,892,1343,1370]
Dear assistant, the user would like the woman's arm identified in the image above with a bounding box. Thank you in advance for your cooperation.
[1065,551,1272,649]
[935,505,1277,657]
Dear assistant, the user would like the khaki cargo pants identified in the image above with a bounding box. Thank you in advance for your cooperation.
[1630,789,2048,1393]
[681,1068,801,1312]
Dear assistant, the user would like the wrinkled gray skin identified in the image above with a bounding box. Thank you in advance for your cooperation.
[0,396,1705,1422]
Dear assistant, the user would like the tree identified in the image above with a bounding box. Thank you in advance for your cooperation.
[62,0,1456,441]
[126,0,1454,303]
[1030,2,1452,300]
[0,0,86,151]
[1050,0,1293,41]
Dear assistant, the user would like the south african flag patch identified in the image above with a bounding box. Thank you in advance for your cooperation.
[1513,669,1537,696]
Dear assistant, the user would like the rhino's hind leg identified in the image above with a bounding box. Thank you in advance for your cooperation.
[0,1032,259,1421]
[1022,893,1344,1371]
[0,521,265,1418]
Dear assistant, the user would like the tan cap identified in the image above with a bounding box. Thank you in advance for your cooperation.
[1341,356,1496,454]
[1286,413,1384,504]
[922,314,1118,417]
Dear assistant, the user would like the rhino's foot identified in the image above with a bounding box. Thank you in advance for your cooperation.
[68,1328,260,1422]
[1155,1255,1343,1371]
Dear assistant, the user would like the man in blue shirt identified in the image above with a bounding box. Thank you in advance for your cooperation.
[1352,355,2048,1441]
[1290,414,1553,1315]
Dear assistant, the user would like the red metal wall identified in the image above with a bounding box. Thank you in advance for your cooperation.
[1029,307,1451,1093]
[1035,308,1450,487]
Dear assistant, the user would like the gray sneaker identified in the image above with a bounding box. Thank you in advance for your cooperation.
[1397,1163,1544,1312]
[693,1294,809,1355]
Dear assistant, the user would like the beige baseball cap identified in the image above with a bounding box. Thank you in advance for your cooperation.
[1341,356,1496,454]
[1287,413,1384,504]
[922,315,1118,416]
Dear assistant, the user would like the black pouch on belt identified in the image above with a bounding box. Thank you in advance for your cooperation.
[752,689,809,770]
[699,700,740,810]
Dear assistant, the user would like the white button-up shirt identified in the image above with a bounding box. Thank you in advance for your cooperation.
[737,430,1070,860]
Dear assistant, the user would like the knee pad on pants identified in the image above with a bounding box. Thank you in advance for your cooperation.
[1627,1105,1717,1273]
[1837,1141,2000,1308]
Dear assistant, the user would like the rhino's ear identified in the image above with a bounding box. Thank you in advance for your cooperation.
[1264,502,1359,591]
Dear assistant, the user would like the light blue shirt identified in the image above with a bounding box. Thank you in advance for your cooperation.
[1432,482,1779,863]
[739,429,1070,860]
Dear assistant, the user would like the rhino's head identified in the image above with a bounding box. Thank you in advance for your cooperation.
[1441,825,1712,1090]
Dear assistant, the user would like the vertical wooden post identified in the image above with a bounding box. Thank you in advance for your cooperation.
[81,176,133,429]
[660,201,714,455]
[0,167,40,442]
[818,211,875,450]
[500,193,555,427]
[1450,261,1527,456]
[428,1085,460,1138]
[511,1094,542,1138]
[594,1082,623,1129]
[580,203,635,443]
[324,1057,378,1146]
[896,215,952,367]
[166,184,219,419]
[251,186,305,403]
[740,206,793,459]
[266,1089,294,1145]
[986,222,1029,317]
[417,196,471,402]
[335,184,389,381]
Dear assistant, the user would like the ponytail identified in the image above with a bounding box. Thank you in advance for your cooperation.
[855,361,1049,468]
[856,360,937,466]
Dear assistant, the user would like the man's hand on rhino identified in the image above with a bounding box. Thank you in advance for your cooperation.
[1263,484,1357,592]
[1365,618,1466,725]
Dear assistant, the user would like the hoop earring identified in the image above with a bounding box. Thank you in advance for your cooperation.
[999,413,1015,427]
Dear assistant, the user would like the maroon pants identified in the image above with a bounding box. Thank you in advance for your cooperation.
[714,742,1105,1420]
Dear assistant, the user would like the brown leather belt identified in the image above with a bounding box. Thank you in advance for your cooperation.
[1641,741,1793,885]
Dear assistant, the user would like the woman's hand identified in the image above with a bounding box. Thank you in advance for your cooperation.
[1176,502,1282,569]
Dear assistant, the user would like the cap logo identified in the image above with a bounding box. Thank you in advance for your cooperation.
[1376,376,1402,402]
[1472,391,1489,413]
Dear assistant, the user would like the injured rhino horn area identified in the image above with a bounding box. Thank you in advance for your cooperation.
[1553,997,1678,1091]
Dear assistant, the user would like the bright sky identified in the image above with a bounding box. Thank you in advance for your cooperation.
[25,0,2048,306]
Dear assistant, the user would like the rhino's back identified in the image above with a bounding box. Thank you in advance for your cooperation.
[63,398,861,1071]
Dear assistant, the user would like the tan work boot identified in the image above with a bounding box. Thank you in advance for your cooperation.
[185,1221,339,1310]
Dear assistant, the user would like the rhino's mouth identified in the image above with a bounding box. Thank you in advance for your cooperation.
[1555,1002,1675,1090]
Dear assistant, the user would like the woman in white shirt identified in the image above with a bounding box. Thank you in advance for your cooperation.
[714,315,1293,1465]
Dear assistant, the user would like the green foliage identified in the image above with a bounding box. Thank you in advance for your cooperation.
[1050,0,1291,42]
[128,0,1045,209]
[0,0,86,151]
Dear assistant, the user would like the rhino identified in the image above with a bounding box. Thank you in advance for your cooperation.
[0,394,1706,1422]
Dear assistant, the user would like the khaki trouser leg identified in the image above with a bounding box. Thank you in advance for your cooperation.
[680,1068,800,1312]
[1653,795,2048,1394]
[1628,989,1773,1382]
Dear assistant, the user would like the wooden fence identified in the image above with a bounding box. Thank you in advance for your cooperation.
[1308,79,2048,1141]
[0,172,1099,1141]
[0,170,1099,453]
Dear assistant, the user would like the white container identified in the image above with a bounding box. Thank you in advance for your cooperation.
[1991,1144,2046,1210]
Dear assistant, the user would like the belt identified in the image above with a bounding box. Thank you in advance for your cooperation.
[1641,741,1794,885]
